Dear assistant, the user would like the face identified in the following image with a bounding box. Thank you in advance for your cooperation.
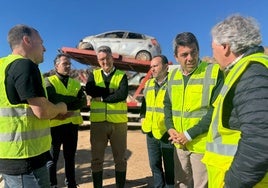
[28,31,46,64]
[55,56,71,75]
[150,56,168,80]
[97,51,114,73]
[174,43,199,74]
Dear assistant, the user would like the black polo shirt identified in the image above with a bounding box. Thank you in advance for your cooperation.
[0,58,49,174]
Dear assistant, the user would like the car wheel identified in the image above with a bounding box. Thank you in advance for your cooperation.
[77,42,94,50]
[135,51,151,61]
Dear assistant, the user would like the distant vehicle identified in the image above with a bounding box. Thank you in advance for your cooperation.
[128,72,147,86]
[77,30,161,61]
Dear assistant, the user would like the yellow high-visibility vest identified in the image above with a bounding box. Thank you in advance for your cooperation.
[0,54,51,159]
[47,75,83,127]
[90,69,127,123]
[202,53,268,188]
[168,62,220,153]
[142,78,167,139]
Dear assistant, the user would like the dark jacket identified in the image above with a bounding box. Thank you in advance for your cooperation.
[85,68,128,103]
[224,47,268,187]
[45,72,87,111]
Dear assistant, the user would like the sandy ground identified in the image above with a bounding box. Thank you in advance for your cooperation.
[56,125,154,188]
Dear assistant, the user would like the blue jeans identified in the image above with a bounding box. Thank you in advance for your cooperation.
[146,132,175,188]
[2,164,50,188]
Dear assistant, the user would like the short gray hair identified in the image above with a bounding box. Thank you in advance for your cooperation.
[211,14,262,55]
[96,45,112,55]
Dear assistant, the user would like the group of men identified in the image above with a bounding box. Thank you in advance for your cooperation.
[0,25,128,188]
[141,14,268,188]
[141,31,223,188]
[0,13,267,188]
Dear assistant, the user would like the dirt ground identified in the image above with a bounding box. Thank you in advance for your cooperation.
[57,125,154,188]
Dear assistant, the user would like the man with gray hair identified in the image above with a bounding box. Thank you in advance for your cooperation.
[85,46,128,188]
[202,14,268,187]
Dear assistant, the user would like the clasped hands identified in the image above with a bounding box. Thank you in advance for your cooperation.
[168,128,189,146]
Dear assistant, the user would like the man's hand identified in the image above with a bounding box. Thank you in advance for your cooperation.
[53,111,74,120]
[176,132,189,145]
[168,129,189,145]
[168,128,180,144]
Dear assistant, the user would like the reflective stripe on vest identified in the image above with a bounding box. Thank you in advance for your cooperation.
[90,69,127,123]
[167,62,220,152]
[202,53,268,187]
[0,108,49,142]
[47,75,83,126]
[0,54,51,159]
[141,79,167,139]
[206,54,268,155]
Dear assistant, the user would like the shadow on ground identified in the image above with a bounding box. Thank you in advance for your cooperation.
[55,125,153,187]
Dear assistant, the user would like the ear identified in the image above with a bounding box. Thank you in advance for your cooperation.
[165,64,169,72]
[55,63,59,69]
[174,54,179,63]
[223,44,231,57]
[22,35,31,46]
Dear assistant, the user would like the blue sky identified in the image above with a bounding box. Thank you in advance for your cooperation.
[1,0,267,73]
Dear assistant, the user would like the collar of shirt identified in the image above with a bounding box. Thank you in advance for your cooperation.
[224,54,244,73]
[56,72,69,86]
[103,66,115,76]
[154,75,168,87]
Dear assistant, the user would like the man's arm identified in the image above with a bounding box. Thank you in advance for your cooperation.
[186,69,224,139]
[85,71,108,98]
[66,88,87,111]
[140,97,146,119]
[103,73,128,103]
[225,63,268,187]
[11,60,68,120]
[163,90,174,130]
[45,77,75,104]
[28,97,67,119]
[46,78,87,111]
[175,69,224,145]
[163,88,181,143]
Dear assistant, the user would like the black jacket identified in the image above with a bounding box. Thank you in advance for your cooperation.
[45,72,87,111]
[224,47,268,187]
[85,68,128,103]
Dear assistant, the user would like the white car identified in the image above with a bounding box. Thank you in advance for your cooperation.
[77,30,161,61]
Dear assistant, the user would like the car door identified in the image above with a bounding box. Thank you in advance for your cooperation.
[119,32,145,58]
[94,31,123,54]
